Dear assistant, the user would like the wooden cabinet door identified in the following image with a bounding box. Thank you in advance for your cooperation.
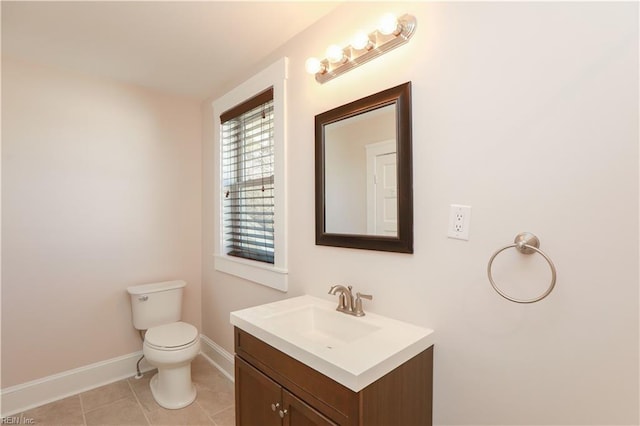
[282,389,338,426]
[235,356,282,426]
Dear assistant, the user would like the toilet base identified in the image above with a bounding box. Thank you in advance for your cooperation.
[149,368,197,409]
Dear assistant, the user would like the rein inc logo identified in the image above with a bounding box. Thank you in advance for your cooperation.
[0,416,34,425]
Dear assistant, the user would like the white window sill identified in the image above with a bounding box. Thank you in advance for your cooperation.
[214,254,288,292]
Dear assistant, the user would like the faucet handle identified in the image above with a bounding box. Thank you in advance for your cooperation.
[354,292,373,316]
[356,292,372,300]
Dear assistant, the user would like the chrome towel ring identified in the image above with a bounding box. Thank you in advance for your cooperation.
[487,232,557,304]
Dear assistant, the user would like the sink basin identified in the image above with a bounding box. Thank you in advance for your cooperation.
[264,305,381,349]
[230,295,434,392]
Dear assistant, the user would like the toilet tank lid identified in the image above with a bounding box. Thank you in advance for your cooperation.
[127,280,186,295]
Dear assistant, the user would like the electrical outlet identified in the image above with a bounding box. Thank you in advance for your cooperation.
[448,204,471,240]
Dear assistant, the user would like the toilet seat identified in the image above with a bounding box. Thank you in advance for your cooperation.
[145,321,198,350]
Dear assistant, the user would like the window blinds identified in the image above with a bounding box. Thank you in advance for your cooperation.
[221,88,275,264]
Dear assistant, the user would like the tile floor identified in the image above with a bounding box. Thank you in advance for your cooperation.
[18,356,235,426]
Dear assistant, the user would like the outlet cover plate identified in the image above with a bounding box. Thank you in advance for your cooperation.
[448,204,471,240]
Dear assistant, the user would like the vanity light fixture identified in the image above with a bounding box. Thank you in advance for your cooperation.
[305,57,326,75]
[326,44,348,64]
[306,13,417,84]
[350,31,373,51]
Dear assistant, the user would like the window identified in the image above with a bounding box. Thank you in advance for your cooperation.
[221,89,275,264]
[213,58,288,291]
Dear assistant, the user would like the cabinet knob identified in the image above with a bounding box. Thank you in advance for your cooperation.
[279,409,288,418]
[271,403,279,412]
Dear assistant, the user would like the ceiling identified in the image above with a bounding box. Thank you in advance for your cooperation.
[1,1,341,100]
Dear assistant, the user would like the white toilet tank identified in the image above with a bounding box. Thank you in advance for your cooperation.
[127,280,186,330]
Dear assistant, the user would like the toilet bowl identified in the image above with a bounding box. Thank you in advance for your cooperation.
[143,321,201,409]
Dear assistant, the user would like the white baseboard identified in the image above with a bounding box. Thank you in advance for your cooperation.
[0,334,235,417]
[199,334,235,382]
[0,351,154,417]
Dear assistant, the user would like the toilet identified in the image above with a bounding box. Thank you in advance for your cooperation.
[127,280,200,409]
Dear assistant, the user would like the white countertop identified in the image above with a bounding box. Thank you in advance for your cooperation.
[230,295,435,392]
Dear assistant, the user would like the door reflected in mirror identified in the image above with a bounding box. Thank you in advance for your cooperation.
[324,104,397,236]
[315,82,413,253]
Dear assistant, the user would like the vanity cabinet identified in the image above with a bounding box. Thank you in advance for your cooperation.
[234,327,433,426]
[236,357,337,425]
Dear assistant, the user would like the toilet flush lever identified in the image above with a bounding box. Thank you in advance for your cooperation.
[138,295,148,302]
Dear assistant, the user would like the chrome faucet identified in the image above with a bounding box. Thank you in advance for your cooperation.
[328,285,373,317]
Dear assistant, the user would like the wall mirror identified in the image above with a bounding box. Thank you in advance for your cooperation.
[315,82,413,253]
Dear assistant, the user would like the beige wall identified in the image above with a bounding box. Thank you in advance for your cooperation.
[1,58,202,387]
[202,2,639,425]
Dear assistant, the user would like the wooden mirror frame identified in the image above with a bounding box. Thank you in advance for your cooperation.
[315,82,413,253]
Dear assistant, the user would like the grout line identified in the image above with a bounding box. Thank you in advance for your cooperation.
[77,393,88,426]
[212,406,235,426]
[207,403,235,418]
[126,376,152,426]
[194,399,216,425]
[80,379,147,425]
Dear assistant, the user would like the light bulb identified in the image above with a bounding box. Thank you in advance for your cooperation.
[378,13,400,36]
[351,31,372,50]
[305,57,324,75]
[326,44,346,63]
